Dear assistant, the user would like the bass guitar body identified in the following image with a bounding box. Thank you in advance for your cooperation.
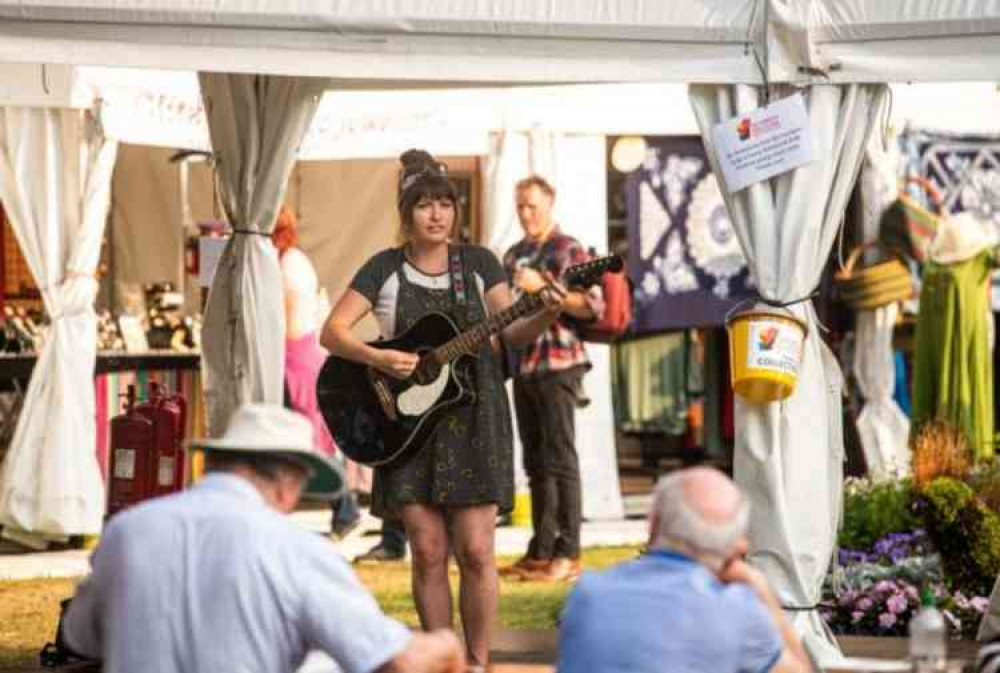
[316,312,475,467]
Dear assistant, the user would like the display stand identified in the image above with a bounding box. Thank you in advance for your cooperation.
[0,351,203,487]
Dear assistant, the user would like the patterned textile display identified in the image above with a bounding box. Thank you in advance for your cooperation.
[626,136,753,333]
[900,129,1000,228]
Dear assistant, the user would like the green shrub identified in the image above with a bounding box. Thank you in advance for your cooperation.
[916,477,1000,596]
[838,478,919,550]
[967,461,1000,516]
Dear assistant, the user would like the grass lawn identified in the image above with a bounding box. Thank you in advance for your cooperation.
[0,545,639,670]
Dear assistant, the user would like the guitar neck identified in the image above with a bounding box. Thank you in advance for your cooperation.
[433,294,544,364]
[428,254,621,365]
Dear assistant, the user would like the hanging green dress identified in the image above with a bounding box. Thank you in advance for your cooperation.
[912,249,998,461]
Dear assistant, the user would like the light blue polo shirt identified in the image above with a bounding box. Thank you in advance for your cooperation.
[64,474,411,673]
[557,550,783,673]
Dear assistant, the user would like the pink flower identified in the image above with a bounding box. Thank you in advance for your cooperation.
[887,595,908,615]
[851,611,865,623]
[878,612,897,628]
[972,597,991,613]
[856,597,874,611]
[954,593,970,610]
[874,581,894,594]
[905,586,919,600]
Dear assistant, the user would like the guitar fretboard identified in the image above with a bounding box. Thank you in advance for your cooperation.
[432,293,544,363]
[427,254,621,365]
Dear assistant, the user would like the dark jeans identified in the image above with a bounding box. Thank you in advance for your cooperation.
[513,368,583,559]
[382,517,407,555]
[332,489,361,528]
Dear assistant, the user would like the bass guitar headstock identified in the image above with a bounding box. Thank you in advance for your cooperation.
[564,255,624,289]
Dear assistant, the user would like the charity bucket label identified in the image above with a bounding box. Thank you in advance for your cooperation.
[746,320,803,375]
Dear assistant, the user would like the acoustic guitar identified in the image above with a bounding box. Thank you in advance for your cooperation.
[316,255,622,467]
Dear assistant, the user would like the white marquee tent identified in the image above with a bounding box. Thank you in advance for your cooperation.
[2,1,1000,84]
[3,1,1000,664]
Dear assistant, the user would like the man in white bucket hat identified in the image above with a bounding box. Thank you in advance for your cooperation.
[61,404,465,673]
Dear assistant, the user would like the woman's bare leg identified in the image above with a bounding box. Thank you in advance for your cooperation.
[401,504,453,631]
[449,504,499,667]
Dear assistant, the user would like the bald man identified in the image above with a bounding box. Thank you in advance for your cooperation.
[557,468,811,673]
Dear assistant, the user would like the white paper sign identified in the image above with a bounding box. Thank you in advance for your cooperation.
[118,315,149,354]
[158,456,176,487]
[198,236,229,288]
[113,448,136,480]
[711,93,815,193]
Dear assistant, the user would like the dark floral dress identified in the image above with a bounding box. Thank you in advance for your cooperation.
[359,247,514,518]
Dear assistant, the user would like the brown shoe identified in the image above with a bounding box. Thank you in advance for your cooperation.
[519,557,581,583]
[499,556,549,578]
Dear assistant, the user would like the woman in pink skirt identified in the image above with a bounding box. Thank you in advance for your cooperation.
[273,206,362,535]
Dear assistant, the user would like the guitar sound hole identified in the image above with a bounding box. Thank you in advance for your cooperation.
[413,358,440,386]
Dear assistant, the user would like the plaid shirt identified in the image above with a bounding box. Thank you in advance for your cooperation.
[503,228,597,378]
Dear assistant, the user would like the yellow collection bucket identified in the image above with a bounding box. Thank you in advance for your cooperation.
[187,448,206,486]
[725,304,808,404]
[511,491,532,527]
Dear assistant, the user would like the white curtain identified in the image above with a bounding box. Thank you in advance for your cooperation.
[483,129,561,257]
[854,303,909,477]
[853,139,910,478]
[483,131,530,257]
[0,107,117,536]
[198,73,325,435]
[551,134,625,521]
[690,83,888,664]
[483,129,624,520]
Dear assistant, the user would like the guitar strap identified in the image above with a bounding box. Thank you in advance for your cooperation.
[448,244,471,328]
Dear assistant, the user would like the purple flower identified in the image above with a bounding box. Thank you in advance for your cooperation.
[851,611,865,623]
[856,597,874,611]
[878,612,897,628]
[887,594,908,615]
[874,581,894,594]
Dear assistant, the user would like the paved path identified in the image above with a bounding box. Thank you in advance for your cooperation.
[0,509,649,581]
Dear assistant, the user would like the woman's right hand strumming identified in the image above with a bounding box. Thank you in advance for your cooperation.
[373,348,419,379]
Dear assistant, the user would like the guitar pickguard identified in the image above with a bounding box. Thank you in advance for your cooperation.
[397,364,451,417]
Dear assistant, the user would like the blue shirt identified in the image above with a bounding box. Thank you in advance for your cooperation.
[64,474,411,673]
[557,551,783,673]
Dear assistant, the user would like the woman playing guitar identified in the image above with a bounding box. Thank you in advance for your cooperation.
[320,149,564,670]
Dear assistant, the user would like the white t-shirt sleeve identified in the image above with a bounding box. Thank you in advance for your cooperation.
[281,249,318,296]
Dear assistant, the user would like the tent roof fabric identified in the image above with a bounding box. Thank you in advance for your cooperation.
[0,0,760,83]
[2,1,1000,83]
[799,0,1000,82]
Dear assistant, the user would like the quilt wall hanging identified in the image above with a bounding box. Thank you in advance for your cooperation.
[626,135,752,334]
[900,128,1000,228]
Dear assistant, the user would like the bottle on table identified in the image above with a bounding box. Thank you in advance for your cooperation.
[908,588,947,672]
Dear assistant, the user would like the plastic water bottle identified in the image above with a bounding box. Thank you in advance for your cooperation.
[909,588,947,672]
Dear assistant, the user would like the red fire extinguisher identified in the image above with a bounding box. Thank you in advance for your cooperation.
[107,383,188,517]
[135,381,188,499]
[107,385,155,516]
